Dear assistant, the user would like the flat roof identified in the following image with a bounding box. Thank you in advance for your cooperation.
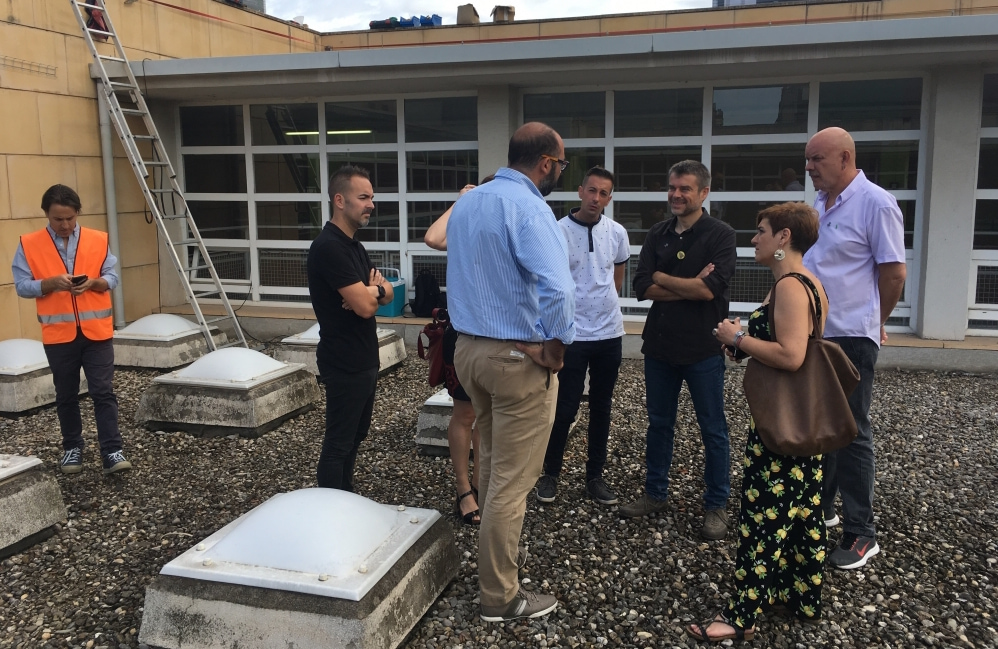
[121,13,998,101]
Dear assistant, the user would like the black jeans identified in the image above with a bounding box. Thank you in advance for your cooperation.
[823,336,879,538]
[542,337,623,482]
[43,330,122,456]
[316,365,378,492]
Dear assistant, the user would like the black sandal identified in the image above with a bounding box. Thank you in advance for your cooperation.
[455,489,480,525]
[686,611,755,643]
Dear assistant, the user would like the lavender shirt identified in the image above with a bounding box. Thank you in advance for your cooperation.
[803,170,906,346]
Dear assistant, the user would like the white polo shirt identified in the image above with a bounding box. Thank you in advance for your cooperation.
[559,210,630,341]
[803,170,906,346]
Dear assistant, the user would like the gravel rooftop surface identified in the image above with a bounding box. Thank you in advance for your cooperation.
[1,354,997,649]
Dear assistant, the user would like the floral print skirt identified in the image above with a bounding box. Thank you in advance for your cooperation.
[726,423,826,628]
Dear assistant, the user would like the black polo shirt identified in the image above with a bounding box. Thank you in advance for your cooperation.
[632,209,737,365]
[307,221,379,374]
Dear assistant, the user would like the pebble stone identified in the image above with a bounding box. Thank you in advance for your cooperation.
[0,355,996,648]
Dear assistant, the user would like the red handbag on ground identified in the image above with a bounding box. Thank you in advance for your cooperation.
[417,308,449,387]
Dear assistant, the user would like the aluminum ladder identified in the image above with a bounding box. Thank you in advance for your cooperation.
[69,0,248,351]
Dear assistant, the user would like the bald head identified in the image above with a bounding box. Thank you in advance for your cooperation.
[508,121,565,195]
[805,127,859,199]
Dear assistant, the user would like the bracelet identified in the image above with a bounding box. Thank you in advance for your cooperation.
[733,331,746,350]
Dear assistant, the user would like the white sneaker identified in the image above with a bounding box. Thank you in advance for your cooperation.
[825,514,840,528]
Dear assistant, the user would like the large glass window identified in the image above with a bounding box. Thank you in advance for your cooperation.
[407,201,449,243]
[256,202,321,241]
[405,97,477,142]
[325,100,397,145]
[523,92,605,138]
[250,103,319,146]
[184,155,246,193]
[855,141,919,190]
[253,154,320,193]
[556,148,607,192]
[614,201,670,246]
[975,201,998,250]
[406,151,478,192]
[978,139,998,190]
[258,249,308,287]
[712,84,808,135]
[711,144,806,192]
[188,201,248,239]
[180,105,243,147]
[615,88,703,138]
[709,201,784,247]
[819,78,922,131]
[984,75,998,129]
[614,147,700,192]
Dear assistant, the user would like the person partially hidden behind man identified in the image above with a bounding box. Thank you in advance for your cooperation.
[12,184,131,475]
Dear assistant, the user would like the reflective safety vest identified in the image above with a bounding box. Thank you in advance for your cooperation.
[20,227,114,344]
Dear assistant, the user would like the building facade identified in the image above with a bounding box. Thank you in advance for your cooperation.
[2,0,997,341]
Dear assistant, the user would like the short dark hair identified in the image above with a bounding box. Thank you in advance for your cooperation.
[757,202,820,254]
[668,160,711,192]
[328,165,371,201]
[582,165,615,192]
[41,185,82,213]
[507,123,561,170]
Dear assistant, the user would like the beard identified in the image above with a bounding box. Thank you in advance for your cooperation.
[537,165,559,197]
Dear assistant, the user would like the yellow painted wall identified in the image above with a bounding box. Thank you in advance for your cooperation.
[0,0,319,340]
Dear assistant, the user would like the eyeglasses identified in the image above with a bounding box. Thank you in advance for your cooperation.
[541,154,570,172]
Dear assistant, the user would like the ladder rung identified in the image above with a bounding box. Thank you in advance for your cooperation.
[172,238,200,246]
[98,54,126,63]
[133,135,158,140]
[88,28,114,38]
[194,289,223,298]
[77,1,107,9]
[109,81,136,89]
[149,188,176,193]
[205,316,237,326]
[143,161,170,166]
[184,264,210,272]
[161,214,190,220]
[119,108,146,116]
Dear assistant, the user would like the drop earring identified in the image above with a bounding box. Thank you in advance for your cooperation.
[773,248,786,262]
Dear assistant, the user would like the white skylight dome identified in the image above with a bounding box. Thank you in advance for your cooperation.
[281,323,320,344]
[153,348,302,389]
[0,339,49,375]
[114,314,203,341]
[160,489,440,600]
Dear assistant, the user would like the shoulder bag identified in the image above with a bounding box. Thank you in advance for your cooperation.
[417,307,448,387]
[743,273,861,457]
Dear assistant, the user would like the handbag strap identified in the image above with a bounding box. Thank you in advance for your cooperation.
[768,272,823,342]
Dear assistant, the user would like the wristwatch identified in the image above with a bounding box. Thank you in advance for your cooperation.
[376,283,386,299]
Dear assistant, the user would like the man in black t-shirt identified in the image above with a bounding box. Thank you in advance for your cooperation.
[307,165,393,492]
[620,160,737,541]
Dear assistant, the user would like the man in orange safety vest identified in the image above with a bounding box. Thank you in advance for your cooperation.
[11,184,131,475]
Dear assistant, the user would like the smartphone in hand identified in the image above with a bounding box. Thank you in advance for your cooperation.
[71,274,88,286]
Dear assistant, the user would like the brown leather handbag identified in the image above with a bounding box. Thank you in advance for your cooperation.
[743,273,861,457]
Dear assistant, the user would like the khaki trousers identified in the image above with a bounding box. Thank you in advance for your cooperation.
[455,335,558,608]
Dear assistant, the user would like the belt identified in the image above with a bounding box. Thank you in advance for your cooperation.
[457,332,530,344]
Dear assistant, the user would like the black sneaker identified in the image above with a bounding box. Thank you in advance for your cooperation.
[586,478,619,505]
[102,450,132,475]
[829,532,880,570]
[60,447,83,474]
[535,474,557,503]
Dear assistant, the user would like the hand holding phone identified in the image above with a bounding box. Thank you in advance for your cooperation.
[71,274,88,286]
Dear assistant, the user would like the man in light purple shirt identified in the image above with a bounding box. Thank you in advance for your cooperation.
[802,127,907,571]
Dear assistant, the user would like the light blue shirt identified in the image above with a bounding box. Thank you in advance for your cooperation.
[445,167,576,343]
[12,224,120,298]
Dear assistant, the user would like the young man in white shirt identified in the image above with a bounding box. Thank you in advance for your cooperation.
[535,166,630,506]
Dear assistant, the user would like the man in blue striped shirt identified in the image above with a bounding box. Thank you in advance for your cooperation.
[447,122,576,623]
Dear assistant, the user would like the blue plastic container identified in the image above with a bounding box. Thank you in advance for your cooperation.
[375,268,407,317]
[420,14,442,26]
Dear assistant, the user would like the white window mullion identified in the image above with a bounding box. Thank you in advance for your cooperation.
[397,98,411,288]
[243,102,260,302]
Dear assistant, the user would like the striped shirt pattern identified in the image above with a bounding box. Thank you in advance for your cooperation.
[445,167,576,343]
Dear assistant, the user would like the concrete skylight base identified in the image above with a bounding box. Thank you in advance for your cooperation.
[0,455,67,559]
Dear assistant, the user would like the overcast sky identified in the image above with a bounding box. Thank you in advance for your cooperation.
[264,1,713,33]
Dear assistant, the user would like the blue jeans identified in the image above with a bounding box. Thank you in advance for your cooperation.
[644,354,730,509]
[543,337,623,482]
[823,336,879,538]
